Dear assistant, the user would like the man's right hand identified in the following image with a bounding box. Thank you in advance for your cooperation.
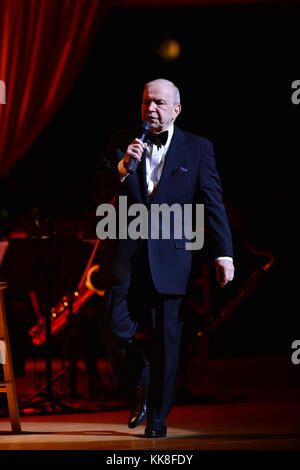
[118,138,147,176]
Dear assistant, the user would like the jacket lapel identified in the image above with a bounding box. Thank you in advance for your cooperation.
[150,125,187,203]
[138,148,150,205]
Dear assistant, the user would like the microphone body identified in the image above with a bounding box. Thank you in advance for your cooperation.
[126,121,151,175]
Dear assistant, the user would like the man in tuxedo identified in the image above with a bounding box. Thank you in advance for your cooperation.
[92,78,234,437]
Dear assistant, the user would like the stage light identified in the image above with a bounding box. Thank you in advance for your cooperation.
[157,38,181,61]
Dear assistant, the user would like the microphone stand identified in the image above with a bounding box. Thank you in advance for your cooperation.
[20,210,75,414]
[67,290,77,397]
[21,218,107,413]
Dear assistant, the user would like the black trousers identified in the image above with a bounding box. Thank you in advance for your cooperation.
[104,241,184,422]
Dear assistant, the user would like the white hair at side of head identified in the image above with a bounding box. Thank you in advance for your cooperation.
[143,78,181,105]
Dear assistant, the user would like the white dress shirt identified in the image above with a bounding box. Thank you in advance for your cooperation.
[145,123,174,196]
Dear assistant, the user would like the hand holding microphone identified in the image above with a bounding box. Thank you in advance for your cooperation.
[122,138,147,175]
[123,121,151,175]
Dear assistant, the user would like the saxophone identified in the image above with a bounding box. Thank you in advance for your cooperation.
[29,240,105,346]
[209,245,274,332]
[186,241,275,362]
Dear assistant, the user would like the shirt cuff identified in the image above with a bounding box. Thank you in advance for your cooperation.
[215,256,233,262]
[118,159,129,179]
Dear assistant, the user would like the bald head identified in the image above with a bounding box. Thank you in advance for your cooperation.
[142,78,181,133]
[143,79,181,105]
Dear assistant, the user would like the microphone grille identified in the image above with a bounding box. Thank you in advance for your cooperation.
[142,121,151,131]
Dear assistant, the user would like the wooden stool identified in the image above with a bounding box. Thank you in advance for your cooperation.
[0,282,21,433]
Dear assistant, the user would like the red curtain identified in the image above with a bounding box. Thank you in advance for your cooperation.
[0,0,107,179]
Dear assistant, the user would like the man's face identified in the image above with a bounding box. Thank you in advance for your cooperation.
[141,82,181,133]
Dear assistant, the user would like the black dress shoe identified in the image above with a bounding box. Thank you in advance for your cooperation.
[144,420,167,438]
[128,386,147,429]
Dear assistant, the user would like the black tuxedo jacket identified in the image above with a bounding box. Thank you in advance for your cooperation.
[92,125,233,295]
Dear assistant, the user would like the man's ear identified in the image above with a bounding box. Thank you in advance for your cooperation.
[173,103,181,120]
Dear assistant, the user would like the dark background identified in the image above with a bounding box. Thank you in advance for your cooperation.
[0,3,299,359]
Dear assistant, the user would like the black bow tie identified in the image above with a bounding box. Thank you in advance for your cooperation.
[147,130,169,146]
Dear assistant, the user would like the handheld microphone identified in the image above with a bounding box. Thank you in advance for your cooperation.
[127,121,151,175]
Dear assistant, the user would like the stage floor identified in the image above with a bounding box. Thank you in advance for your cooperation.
[1,354,300,451]
[1,401,300,451]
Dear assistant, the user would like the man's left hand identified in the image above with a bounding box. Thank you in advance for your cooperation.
[215,259,235,287]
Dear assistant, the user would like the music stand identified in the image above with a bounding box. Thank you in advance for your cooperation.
[22,210,76,413]
[21,214,108,412]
